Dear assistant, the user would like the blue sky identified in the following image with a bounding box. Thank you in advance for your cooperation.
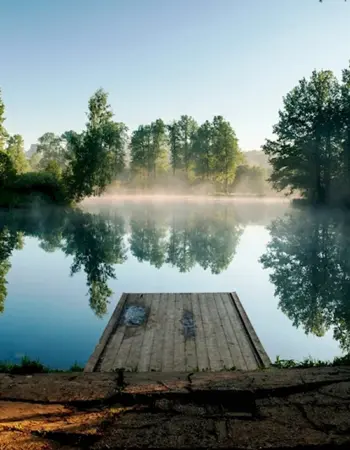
[1,0,350,150]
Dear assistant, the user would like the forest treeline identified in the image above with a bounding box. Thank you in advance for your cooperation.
[0,88,270,207]
[264,62,350,205]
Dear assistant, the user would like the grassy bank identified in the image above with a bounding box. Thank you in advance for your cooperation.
[1,354,349,375]
[0,357,84,374]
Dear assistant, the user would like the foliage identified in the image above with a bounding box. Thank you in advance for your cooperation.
[0,204,243,315]
[130,120,167,183]
[0,151,16,188]
[260,208,350,352]
[233,165,267,195]
[273,354,350,369]
[6,134,29,174]
[0,88,8,151]
[11,171,67,203]
[0,356,84,374]
[36,132,67,170]
[263,64,350,204]
[66,89,128,202]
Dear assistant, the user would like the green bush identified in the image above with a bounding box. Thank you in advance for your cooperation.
[10,171,68,204]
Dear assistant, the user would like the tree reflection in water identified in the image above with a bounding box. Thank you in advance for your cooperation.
[0,204,244,317]
[260,208,350,352]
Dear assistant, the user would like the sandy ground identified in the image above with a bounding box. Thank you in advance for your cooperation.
[1,368,350,449]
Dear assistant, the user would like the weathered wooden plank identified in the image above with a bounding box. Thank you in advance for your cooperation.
[222,293,257,370]
[112,294,144,370]
[149,293,168,371]
[162,293,176,372]
[231,292,271,368]
[173,294,186,372]
[198,293,223,370]
[217,293,247,370]
[87,292,269,373]
[93,293,129,372]
[137,294,161,372]
[124,294,153,371]
[191,293,209,371]
[182,293,198,372]
[208,293,233,369]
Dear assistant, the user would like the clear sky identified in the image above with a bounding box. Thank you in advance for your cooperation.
[1,0,350,151]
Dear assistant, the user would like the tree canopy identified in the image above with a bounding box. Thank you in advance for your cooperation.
[263,63,350,204]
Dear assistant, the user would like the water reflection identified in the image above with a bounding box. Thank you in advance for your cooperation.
[0,208,127,317]
[260,208,350,352]
[0,203,247,316]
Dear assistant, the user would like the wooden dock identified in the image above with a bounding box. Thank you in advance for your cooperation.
[85,292,270,372]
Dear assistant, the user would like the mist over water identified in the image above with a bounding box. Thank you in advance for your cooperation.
[0,198,346,369]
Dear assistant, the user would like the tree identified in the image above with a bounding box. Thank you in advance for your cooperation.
[192,120,214,181]
[6,134,29,174]
[65,89,127,201]
[178,115,198,175]
[341,63,350,198]
[167,121,182,175]
[130,120,167,183]
[233,164,267,195]
[0,89,8,151]
[263,70,342,203]
[36,132,67,171]
[0,151,16,187]
[211,116,240,192]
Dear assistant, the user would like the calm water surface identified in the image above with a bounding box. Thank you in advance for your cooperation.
[0,198,348,369]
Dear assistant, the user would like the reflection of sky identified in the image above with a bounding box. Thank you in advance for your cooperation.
[0,223,341,370]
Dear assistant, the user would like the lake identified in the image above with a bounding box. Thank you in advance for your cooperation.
[0,197,348,369]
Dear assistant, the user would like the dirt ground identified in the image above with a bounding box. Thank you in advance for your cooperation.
[1,367,350,449]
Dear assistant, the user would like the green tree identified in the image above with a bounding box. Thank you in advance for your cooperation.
[6,135,29,174]
[263,70,342,203]
[36,132,66,171]
[0,151,16,188]
[341,63,350,198]
[130,120,167,183]
[233,164,267,195]
[211,116,240,192]
[167,121,182,175]
[66,89,127,201]
[178,115,198,175]
[192,120,214,181]
[0,89,8,151]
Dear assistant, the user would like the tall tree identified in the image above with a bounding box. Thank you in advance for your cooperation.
[130,120,167,182]
[66,89,127,201]
[178,115,198,175]
[167,121,182,175]
[0,88,8,151]
[211,116,240,192]
[192,120,214,180]
[6,134,29,174]
[341,63,350,197]
[263,70,341,203]
[36,132,66,171]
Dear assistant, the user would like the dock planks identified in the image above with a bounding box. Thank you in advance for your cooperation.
[85,292,270,372]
